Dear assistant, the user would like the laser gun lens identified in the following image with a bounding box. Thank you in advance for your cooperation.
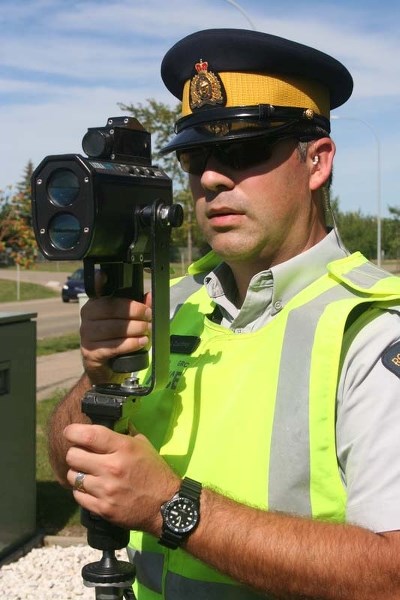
[48,169,80,207]
[49,213,81,250]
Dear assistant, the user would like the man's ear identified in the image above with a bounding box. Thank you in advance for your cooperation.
[308,137,335,191]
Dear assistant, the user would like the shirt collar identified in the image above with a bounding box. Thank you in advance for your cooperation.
[269,229,349,315]
[205,229,349,313]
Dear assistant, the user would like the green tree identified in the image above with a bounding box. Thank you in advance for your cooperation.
[0,161,37,268]
[119,99,184,187]
[330,197,378,259]
[384,206,400,260]
[118,99,204,262]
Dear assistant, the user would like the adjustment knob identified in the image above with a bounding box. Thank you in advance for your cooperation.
[165,204,184,227]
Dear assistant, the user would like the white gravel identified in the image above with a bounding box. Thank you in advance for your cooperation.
[0,543,129,599]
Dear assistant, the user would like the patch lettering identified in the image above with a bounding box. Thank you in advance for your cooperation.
[170,335,200,355]
[381,341,400,379]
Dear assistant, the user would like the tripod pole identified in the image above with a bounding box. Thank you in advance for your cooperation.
[80,384,139,600]
[78,201,183,598]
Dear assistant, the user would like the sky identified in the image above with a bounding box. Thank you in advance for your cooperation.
[1,0,400,218]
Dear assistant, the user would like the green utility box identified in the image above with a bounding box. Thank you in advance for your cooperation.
[0,312,37,560]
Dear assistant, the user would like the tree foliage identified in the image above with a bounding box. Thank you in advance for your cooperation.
[332,199,377,257]
[118,99,185,189]
[331,197,400,262]
[0,161,37,268]
[385,206,400,260]
[118,99,204,258]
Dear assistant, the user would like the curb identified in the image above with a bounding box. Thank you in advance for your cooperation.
[0,532,89,567]
[43,535,87,547]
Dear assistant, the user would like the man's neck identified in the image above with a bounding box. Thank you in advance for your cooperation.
[227,230,329,307]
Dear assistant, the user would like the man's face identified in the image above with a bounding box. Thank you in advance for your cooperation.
[188,138,325,271]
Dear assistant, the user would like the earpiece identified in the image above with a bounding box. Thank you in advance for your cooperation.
[312,156,319,165]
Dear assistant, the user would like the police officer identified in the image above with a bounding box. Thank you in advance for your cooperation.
[49,29,400,599]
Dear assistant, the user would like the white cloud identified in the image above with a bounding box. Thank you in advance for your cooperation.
[1,0,400,217]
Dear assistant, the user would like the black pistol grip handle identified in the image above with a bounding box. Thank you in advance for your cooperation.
[109,349,149,374]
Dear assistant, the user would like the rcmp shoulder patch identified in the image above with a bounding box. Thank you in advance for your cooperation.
[381,341,400,379]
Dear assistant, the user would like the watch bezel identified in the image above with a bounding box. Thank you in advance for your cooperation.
[162,495,200,534]
[159,477,202,549]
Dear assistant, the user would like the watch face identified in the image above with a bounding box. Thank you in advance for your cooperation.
[163,497,199,534]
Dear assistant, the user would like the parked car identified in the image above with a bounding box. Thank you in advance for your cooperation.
[61,268,85,302]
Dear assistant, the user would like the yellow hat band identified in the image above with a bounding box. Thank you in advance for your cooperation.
[182,71,330,119]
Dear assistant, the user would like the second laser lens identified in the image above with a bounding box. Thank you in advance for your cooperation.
[49,213,81,250]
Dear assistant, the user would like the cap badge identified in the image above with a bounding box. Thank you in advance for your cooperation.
[190,59,225,110]
[204,122,231,137]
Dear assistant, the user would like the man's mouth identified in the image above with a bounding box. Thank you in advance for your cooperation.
[207,207,245,228]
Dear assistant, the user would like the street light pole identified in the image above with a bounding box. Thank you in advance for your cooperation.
[331,115,382,267]
[222,0,256,30]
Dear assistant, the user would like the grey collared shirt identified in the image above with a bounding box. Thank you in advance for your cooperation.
[205,230,348,331]
[204,230,400,533]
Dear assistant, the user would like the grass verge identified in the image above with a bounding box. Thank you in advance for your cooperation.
[0,279,58,302]
[36,391,83,535]
[37,332,80,356]
[30,261,82,273]
[36,332,82,535]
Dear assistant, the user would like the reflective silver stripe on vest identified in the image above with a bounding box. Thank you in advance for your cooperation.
[128,547,265,598]
[165,571,265,599]
[268,281,373,515]
[342,262,391,288]
[127,547,163,594]
[269,261,394,514]
[170,273,205,319]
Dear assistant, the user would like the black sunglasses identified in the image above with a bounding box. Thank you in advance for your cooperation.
[176,136,294,176]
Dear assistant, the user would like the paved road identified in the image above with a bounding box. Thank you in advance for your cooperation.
[0,269,83,338]
[0,297,81,338]
[36,349,83,400]
[0,267,70,287]
[0,270,84,398]
[0,268,150,399]
[0,268,151,339]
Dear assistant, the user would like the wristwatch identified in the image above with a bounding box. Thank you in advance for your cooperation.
[159,477,202,549]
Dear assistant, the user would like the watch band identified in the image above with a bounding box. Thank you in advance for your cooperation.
[180,477,202,501]
[159,525,185,550]
[159,477,202,550]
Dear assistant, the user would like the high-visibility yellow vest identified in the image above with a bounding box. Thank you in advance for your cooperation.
[124,252,400,599]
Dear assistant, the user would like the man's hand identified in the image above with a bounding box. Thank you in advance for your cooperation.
[64,423,180,535]
[80,293,152,384]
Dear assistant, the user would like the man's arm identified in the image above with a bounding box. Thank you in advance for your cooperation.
[47,373,92,485]
[63,423,400,600]
[188,488,400,600]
